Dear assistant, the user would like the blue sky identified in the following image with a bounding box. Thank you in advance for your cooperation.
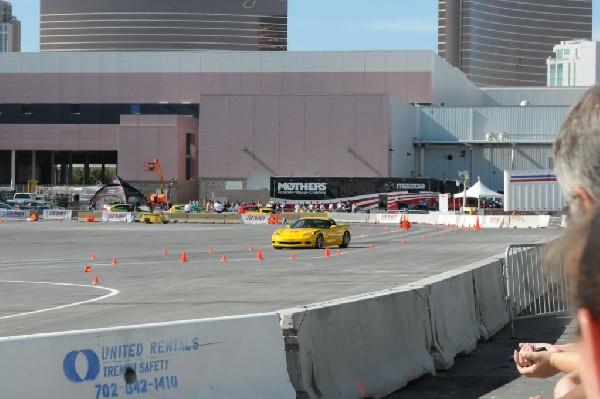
[11,0,600,53]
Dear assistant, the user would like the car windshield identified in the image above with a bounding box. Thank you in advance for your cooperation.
[291,219,331,229]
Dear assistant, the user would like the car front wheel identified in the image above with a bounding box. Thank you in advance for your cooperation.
[315,234,324,249]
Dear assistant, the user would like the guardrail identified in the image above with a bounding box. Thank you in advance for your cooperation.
[504,244,573,337]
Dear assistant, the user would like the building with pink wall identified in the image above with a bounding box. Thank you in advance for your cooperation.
[0,50,483,200]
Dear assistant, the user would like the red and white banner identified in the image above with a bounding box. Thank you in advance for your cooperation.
[241,213,270,225]
[0,209,31,220]
[101,212,134,223]
[375,214,402,224]
[484,215,504,228]
[43,210,72,220]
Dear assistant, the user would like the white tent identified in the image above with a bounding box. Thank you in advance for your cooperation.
[453,179,503,198]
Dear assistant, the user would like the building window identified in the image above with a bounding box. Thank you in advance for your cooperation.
[556,49,563,58]
[22,104,32,114]
[549,64,556,86]
[563,49,570,56]
[557,64,563,86]
[70,104,80,114]
[568,63,571,86]
[130,104,140,114]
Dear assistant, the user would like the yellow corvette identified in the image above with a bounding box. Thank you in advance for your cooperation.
[272,217,351,249]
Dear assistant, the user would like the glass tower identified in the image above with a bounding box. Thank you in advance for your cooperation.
[41,0,287,52]
[438,0,592,86]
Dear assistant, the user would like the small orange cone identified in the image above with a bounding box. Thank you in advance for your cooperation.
[112,258,118,265]
[221,255,227,262]
[401,238,406,244]
[396,226,400,232]
[290,253,296,260]
[248,245,254,251]
[475,216,481,230]
[362,232,366,237]
[28,214,37,221]
[208,247,214,254]
[257,249,264,261]
[180,251,188,262]
[91,253,97,260]
[84,265,92,273]
[422,235,427,240]
[59,218,63,223]
[92,275,100,285]
[163,249,168,256]
[86,214,94,223]
[442,232,447,237]
[324,247,331,257]
[336,249,341,255]
[384,227,388,233]
[369,244,374,249]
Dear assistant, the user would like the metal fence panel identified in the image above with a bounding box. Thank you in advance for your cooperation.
[504,244,573,337]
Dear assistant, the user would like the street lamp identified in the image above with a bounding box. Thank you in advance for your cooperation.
[458,170,470,211]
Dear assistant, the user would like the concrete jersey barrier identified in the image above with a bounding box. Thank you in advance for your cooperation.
[0,313,295,399]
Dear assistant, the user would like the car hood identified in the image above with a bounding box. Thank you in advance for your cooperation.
[274,228,320,237]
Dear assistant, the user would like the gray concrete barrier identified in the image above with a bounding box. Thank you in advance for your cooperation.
[279,287,435,399]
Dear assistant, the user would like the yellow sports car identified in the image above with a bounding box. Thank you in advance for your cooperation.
[272,217,351,249]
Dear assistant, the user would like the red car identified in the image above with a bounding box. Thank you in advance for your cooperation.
[237,205,261,214]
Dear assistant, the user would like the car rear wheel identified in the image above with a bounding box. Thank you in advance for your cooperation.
[144,218,150,224]
[339,231,350,248]
[315,234,324,249]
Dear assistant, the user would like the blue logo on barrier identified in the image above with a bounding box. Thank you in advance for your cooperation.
[63,350,100,383]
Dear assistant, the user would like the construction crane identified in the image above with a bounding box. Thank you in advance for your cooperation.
[143,158,168,208]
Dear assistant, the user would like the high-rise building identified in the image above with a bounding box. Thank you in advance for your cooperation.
[0,1,20,52]
[40,0,287,52]
[547,40,600,87]
[438,0,592,86]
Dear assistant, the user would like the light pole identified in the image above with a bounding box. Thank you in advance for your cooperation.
[458,170,470,211]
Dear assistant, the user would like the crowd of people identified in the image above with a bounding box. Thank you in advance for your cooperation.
[513,85,600,399]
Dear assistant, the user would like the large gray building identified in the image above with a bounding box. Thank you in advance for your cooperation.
[40,0,287,52]
[438,0,592,87]
[0,1,20,52]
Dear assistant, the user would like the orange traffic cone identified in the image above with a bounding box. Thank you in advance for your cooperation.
[91,253,97,260]
[422,235,427,240]
[163,249,168,256]
[369,244,374,249]
[84,265,92,273]
[442,232,447,237]
[28,214,37,221]
[475,216,481,230]
[208,247,214,254]
[336,249,341,255]
[248,245,254,251]
[92,275,100,285]
[59,218,63,223]
[111,258,118,265]
[324,247,331,257]
[221,255,227,262]
[290,253,296,260]
[401,238,406,244]
[86,214,94,223]
[396,226,400,232]
[257,249,264,261]
[180,251,188,262]
[384,227,388,233]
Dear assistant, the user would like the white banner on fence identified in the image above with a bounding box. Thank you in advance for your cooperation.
[484,215,504,228]
[439,194,449,213]
[0,209,31,220]
[241,213,270,224]
[102,212,134,223]
[43,209,72,220]
[375,213,402,224]
[0,314,295,399]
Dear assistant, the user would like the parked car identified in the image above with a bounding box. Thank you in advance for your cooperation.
[237,205,261,214]
[0,202,17,210]
[104,203,136,212]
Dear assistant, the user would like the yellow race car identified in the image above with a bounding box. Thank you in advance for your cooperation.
[272,217,351,249]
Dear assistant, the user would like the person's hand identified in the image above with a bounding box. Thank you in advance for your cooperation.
[519,343,563,353]
[513,350,560,378]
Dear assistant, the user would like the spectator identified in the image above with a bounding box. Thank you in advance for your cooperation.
[184,202,191,214]
[294,203,300,213]
[214,201,224,213]
[328,202,334,212]
[514,86,600,398]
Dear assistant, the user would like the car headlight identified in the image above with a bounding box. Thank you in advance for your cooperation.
[273,231,280,236]
[302,231,316,237]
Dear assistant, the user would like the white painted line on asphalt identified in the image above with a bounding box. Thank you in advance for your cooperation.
[0,280,119,320]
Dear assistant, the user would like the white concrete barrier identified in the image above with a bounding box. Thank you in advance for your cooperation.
[43,209,73,220]
[408,270,487,370]
[279,287,435,399]
[101,212,134,223]
[437,214,459,227]
[507,215,548,228]
[328,213,372,224]
[457,258,509,338]
[483,215,505,228]
[0,314,295,399]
